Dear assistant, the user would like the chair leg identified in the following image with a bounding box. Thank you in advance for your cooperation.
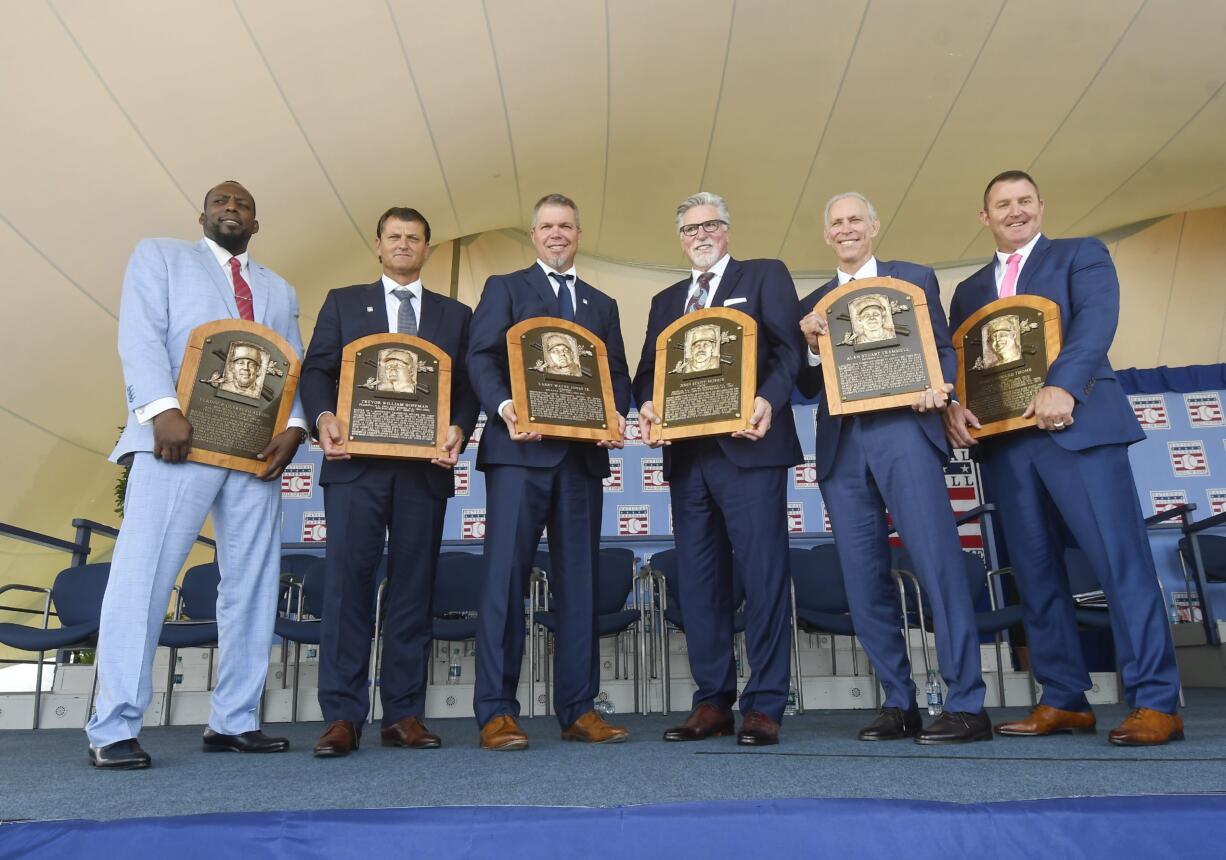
[85,660,100,728]
[163,647,178,727]
[788,580,804,714]
[291,641,302,723]
[993,633,1007,707]
[32,651,46,730]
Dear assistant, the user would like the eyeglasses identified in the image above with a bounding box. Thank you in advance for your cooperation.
[679,219,728,238]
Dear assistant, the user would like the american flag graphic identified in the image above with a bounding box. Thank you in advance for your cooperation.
[1208,489,1226,516]
[1129,394,1170,430]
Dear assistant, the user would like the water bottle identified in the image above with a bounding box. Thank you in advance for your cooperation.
[783,686,797,716]
[1168,601,1181,625]
[925,669,943,716]
[594,693,615,717]
[447,647,462,684]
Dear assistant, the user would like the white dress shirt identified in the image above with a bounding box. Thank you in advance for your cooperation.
[684,253,731,311]
[994,232,1042,294]
[135,238,307,437]
[807,257,879,366]
[382,274,423,332]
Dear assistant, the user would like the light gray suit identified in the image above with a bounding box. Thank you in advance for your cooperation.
[86,237,305,747]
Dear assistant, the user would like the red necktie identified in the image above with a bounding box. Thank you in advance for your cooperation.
[229,257,254,321]
[999,253,1022,298]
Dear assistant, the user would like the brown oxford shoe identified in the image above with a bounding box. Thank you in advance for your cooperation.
[480,714,529,751]
[1108,708,1185,746]
[561,710,629,744]
[995,704,1096,737]
[313,720,360,758]
[736,711,780,746]
[381,715,442,749]
[662,702,735,742]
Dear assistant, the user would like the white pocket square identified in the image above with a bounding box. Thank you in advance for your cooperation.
[723,297,747,306]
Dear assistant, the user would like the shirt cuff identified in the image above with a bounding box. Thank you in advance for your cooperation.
[287,418,309,434]
[806,348,822,367]
[134,397,180,425]
[497,399,513,421]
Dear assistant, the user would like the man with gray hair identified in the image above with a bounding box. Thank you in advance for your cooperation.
[634,192,805,746]
[796,191,989,744]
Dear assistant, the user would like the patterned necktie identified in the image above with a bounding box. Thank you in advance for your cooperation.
[686,271,714,314]
[999,253,1022,298]
[229,257,254,322]
[393,288,418,336]
[551,272,575,321]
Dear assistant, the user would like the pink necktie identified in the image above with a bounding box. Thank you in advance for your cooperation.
[229,257,254,321]
[999,253,1022,298]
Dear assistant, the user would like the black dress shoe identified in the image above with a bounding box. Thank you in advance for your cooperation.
[858,706,923,741]
[914,710,993,745]
[89,739,151,769]
[202,728,290,753]
[736,711,780,746]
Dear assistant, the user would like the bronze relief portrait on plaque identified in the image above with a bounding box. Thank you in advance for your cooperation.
[973,314,1034,370]
[370,347,421,394]
[534,331,587,378]
[845,294,898,346]
[202,340,283,403]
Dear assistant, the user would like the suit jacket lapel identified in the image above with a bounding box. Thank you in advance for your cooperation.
[1016,235,1052,295]
[248,262,270,324]
[417,287,442,343]
[525,264,559,315]
[194,240,239,317]
[709,258,742,309]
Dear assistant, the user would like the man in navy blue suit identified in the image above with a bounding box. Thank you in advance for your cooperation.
[797,192,990,745]
[945,171,1183,746]
[300,207,480,757]
[635,192,804,746]
[467,194,632,750]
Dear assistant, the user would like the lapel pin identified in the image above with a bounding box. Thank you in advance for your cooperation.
[582,298,589,305]
[367,306,374,312]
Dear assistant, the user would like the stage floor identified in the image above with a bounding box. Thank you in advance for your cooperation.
[4,689,1226,823]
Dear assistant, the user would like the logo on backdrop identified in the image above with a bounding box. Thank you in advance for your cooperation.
[461,509,486,540]
[453,461,471,496]
[301,511,327,542]
[1150,490,1188,522]
[945,451,984,551]
[281,463,314,499]
[603,458,624,492]
[1168,441,1209,477]
[468,413,486,446]
[641,457,669,492]
[793,456,819,490]
[624,409,644,445]
[1129,394,1170,431]
[821,502,832,533]
[1208,489,1226,516]
[1185,392,1225,428]
[617,504,650,536]
[787,502,805,533]
[307,437,323,452]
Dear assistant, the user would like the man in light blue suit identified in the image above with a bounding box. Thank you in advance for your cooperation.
[86,181,308,768]
[797,192,989,745]
[946,171,1182,746]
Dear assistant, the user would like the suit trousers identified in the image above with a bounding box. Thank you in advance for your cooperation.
[982,432,1180,712]
[317,465,447,726]
[819,412,986,713]
[86,453,280,747]
[474,448,602,728]
[669,440,792,723]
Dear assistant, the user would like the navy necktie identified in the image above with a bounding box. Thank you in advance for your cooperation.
[552,273,575,322]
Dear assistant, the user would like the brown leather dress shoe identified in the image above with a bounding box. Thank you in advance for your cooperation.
[662,703,735,742]
[995,704,1096,736]
[736,711,780,746]
[314,720,359,758]
[1108,708,1185,746]
[381,715,442,749]
[561,710,629,744]
[914,710,993,745]
[480,714,529,751]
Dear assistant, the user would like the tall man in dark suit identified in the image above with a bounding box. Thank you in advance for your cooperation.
[467,194,632,750]
[635,192,804,746]
[945,171,1183,745]
[797,192,989,744]
[300,207,480,757]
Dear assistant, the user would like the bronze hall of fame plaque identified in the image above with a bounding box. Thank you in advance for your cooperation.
[336,333,452,459]
[651,307,757,442]
[507,317,620,442]
[176,319,302,474]
[813,277,944,416]
[953,295,1062,439]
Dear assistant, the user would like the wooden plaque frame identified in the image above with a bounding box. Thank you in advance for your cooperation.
[176,319,301,475]
[953,295,1062,439]
[336,333,452,459]
[507,317,620,442]
[651,306,757,442]
[814,277,944,416]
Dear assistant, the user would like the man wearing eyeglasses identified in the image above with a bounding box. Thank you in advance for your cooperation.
[634,192,805,746]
